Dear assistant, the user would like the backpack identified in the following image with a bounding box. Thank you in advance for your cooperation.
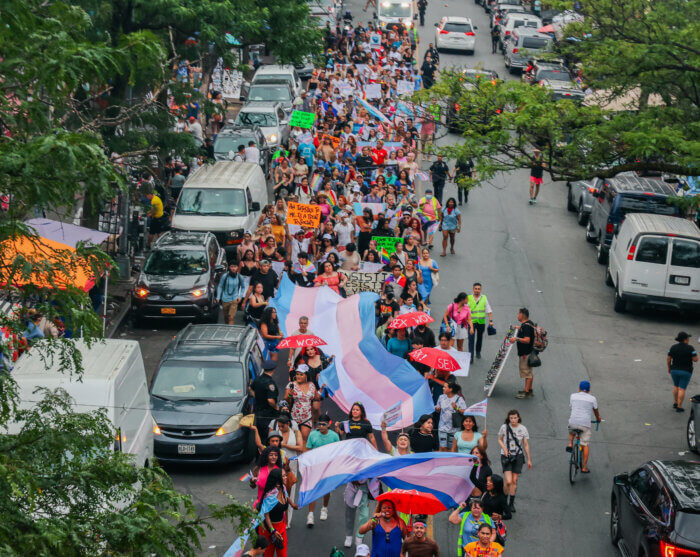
[531,322,548,352]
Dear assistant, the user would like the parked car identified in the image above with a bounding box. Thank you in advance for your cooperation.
[585,175,681,263]
[213,125,270,173]
[503,29,553,74]
[567,177,603,225]
[306,0,338,20]
[251,64,303,98]
[485,0,521,15]
[611,460,700,557]
[132,231,226,323]
[241,81,297,115]
[491,3,525,28]
[689,395,699,453]
[498,13,541,51]
[234,101,289,150]
[150,324,263,464]
[435,16,477,54]
[294,56,315,80]
[607,213,700,313]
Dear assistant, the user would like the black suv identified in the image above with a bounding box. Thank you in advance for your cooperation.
[586,175,680,264]
[150,324,262,464]
[131,231,226,323]
[611,460,700,557]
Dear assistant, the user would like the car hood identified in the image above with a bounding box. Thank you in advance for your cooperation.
[151,397,245,428]
[172,213,250,232]
[260,126,280,138]
[140,273,208,293]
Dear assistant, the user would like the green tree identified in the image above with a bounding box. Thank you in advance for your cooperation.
[426,0,700,207]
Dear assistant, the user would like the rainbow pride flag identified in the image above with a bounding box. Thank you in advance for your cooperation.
[379,246,391,264]
[311,173,323,192]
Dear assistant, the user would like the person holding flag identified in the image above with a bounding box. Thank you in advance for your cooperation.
[417,189,441,250]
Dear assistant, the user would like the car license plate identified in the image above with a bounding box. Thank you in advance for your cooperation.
[177,444,196,454]
[672,276,690,285]
[161,307,176,314]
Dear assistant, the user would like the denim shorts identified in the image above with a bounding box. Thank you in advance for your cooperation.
[671,369,692,389]
[438,430,455,448]
[264,339,280,354]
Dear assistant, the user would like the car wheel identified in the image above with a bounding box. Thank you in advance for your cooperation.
[614,286,627,313]
[596,237,608,264]
[610,496,621,545]
[566,188,576,212]
[689,410,698,453]
[577,202,589,225]
[585,221,597,243]
[605,266,614,287]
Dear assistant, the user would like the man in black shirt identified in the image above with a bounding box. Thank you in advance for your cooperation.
[429,154,452,204]
[243,259,278,303]
[454,156,474,205]
[421,54,437,89]
[250,359,280,433]
[355,146,374,172]
[667,331,698,412]
[509,307,535,399]
[405,118,419,143]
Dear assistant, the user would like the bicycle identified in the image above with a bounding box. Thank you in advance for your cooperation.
[569,420,601,484]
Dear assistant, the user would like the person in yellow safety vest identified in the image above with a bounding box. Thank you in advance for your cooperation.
[467,282,494,363]
[417,190,442,250]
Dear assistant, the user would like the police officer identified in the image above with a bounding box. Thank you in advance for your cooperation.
[424,42,440,65]
[429,154,452,204]
[454,156,475,206]
[418,0,428,26]
[250,359,280,433]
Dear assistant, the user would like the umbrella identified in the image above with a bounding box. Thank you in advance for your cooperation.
[408,347,460,372]
[276,334,327,349]
[387,311,434,329]
[538,24,555,33]
[375,489,446,515]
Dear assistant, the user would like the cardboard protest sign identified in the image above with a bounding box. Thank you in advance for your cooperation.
[359,261,385,273]
[287,202,322,228]
[364,83,382,99]
[344,271,390,295]
[289,110,316,129]
[369,33,382,49]
[397,80,414,96]
[372,236,404,255]
[321,134,341,149]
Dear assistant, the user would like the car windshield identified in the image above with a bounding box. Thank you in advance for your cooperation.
[177,188,247,216]
[144,250,208,275]
[514,19,539,28]
[538,69,569,80]
[379,2,411,17]
[248,85,292,102]
[522,37,550,49]
[445,22,472,32]
[237,111,277,127]
[214,136,256,157]
[152,361,245,401]
[618,196,678,217]
[255,75,293,87]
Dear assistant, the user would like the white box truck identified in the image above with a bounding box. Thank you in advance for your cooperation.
[9,339,153,467]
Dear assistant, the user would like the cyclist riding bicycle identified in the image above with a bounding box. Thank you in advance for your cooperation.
[565,380,601,474]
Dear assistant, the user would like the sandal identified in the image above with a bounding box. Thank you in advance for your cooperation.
[440,252,446,257]
[450,249,456,254]
[581,469,591,474]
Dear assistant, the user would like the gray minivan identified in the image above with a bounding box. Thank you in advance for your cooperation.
[503,29,552,74]
[150,324,263,464]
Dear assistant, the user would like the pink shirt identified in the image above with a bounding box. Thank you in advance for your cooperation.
[448,303,471,327]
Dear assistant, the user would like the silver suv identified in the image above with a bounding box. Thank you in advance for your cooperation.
[235,101,290,149]
[503,29,552,74]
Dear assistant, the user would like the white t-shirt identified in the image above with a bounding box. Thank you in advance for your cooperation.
[245,146,260,163]
[334,221,354,247]
[498,423,529,455]
[569,391,598,428]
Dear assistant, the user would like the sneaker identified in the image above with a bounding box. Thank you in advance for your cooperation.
[470,354,474,363]
[509,501,516,513]
[344,536,353,548]
[355,537,364,546]
[515,392,527,399]
[676,407,685,413]
[532,198,537,204]
[320,507,328,521]
[673,403,678,408]
[525,390,534,398]
[476,352,481,359]
[306,512,315,528]
[529,198,534,205]
[517,389,526,395]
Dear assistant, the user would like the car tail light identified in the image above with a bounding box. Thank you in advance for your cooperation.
[439,29,449,34]
[660,541,700,557]
[627,245,636,260]
[512,48,519,53]
[505,30,511,35]
[465,31,475,35]
[606,223,614,234]
[588,187,597,194]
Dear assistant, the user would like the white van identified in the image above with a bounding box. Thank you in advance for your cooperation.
[607,213,700,313]
[376,0,415,29]
[171,162,266,253]
[9,339,153,467]
[251,65,303,98]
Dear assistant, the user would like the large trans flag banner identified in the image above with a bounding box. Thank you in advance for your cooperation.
[271,275,434,430]
[296,439,478,508]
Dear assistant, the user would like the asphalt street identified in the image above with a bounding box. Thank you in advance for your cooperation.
[117,0,699,554]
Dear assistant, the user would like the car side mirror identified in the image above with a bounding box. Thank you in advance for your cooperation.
[132,264,141,272]
[251,201,261,211]
[239,95,246,102]
[613,223,620,236]
[474,25,478,29]
[215,264,226,273]
[614,473,628,487]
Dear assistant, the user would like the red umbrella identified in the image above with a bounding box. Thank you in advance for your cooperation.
[387,311,434,329]
[376,489,446,515]
[408,347,460,372]
[538,24,555,33]
[276,334,327,350]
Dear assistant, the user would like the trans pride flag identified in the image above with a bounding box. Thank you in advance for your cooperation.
[295,438,478,508]
[270,275,434,430]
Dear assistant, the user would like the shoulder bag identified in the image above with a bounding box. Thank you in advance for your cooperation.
[451,396,467,429]
[504,424,524,465]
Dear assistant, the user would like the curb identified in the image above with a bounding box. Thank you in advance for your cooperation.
[106,280,134,338]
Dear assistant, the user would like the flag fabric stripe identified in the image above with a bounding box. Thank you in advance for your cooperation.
[463,398,488,417]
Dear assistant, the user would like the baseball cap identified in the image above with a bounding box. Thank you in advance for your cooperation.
[579,380,591,392]
[262,359,277,371]
[676,331,691,342]
[355,544,370,557]
[188,116,196,121]
[353,184,361,192]
[322,233,333,240]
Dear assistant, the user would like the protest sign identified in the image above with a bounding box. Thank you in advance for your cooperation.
[321,134,341,149]
[287,202,322,228]
[353,202,386,216]
[365,83,382,99]
[344,271,390,295]
[397,80,414,96]
[382,402,402,427]
[271,261,286,277]
[372,236,404,255]
[369,33,382,49]
[359,261,385,273]
[289,110,316,129]
[339,82,354,97]
[298,131,313,144]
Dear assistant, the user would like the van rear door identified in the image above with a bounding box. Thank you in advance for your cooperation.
[664,237,700,300]
[632,235,669,297]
